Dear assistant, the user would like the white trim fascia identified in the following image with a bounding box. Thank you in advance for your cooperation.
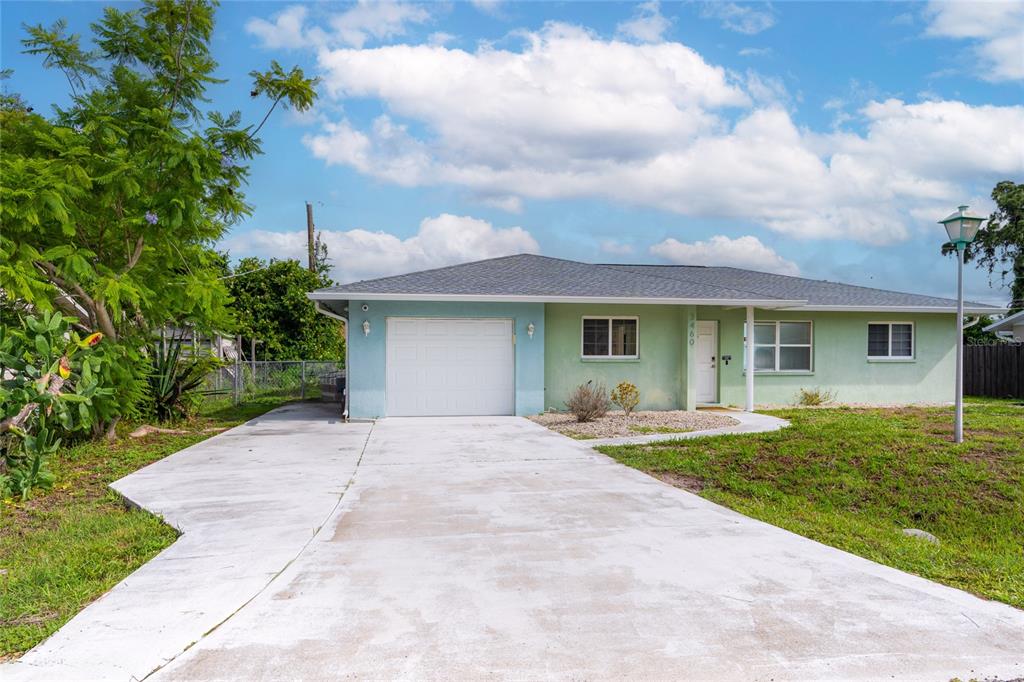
[779,304,1006,314]
[308,292,1005,314]
[983,309,1024,332]
[308,292,806,308]
[313,300,348,323]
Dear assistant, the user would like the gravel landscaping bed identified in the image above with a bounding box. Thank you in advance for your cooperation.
[529,410,739,439]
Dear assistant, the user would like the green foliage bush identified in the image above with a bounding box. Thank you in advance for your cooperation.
[0,312,112,499]
[225,256,345,362]
[610,381,640,416]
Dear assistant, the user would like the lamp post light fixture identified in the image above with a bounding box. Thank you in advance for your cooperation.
[361,320,371,337]
[938,204,986,444]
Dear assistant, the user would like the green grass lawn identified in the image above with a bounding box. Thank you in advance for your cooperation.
[0,399,285,659]
[597,398,1024,610]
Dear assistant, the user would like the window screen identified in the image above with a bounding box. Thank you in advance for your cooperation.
[868,323,914,359]
[582,318,637,357]
[746,321,812,372]
[582,318,610,356]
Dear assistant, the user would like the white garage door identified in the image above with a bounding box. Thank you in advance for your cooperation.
[386,317,515,416]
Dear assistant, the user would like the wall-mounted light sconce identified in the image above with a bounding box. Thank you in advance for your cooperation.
[362,320,371,337]
[527,322,535,339]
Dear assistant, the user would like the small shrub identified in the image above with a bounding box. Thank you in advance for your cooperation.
[795,387,837,406]
[0,312,112,500]
[565,381,610,423]
[610,381,640,416]
[148,333,220,422]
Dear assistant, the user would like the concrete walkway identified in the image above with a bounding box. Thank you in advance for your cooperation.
[7,403,372,682]
[586,409,789,447]
[8,406,1024,681]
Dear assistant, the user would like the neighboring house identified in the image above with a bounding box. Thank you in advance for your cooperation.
[308,254,1003,418]
[983,310,1024,341]
[156,326,239,361]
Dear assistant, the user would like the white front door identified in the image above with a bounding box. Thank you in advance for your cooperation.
[695,320,718,403]
[385,317,515,416]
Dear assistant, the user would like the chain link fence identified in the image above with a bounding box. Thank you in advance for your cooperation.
[202,361,345,407]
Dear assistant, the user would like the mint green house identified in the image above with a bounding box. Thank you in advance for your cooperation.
[309,254,1002,418]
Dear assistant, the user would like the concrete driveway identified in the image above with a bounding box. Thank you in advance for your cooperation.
[9,404,1024,681]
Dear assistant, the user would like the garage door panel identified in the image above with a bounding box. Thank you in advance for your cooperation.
[392,346,418,363]
[423,320,449,336]
[386,318,515,416]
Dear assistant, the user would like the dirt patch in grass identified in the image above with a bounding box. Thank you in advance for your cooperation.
[529,409,738,439]
[651,471,706,493]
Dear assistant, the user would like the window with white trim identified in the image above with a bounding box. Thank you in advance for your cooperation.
[582,317,638,358]
[868,322,914,359]
[746,321,813,372]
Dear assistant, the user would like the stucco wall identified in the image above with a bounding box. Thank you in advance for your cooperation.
[346,300,545,418]
[346,300,956,417]
[698,307,957,407]
[544,304,956,410]
[544,303,689,411]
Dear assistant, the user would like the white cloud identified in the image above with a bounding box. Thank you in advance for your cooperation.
[744,70,790,105]
[701,2,777,35]
[330,0,430,48]
[246,1,430,50]
[428,31,455,46]
[296,20,1023,245]
[470,0,504,17]
[223,214,538,283]
[616,1,671,43]
[650,235,799,276]
[245,5,310,50]
[924,1,1024,81]
[738,47,772,57]
[478,195,524,213]
[599,239,636,256]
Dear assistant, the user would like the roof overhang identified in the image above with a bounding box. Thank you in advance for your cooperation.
[308,291,807,308]
[983,310,1024,332]
[779,304,1006,314]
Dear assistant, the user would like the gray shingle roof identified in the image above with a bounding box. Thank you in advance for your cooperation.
[310,253,1001,312]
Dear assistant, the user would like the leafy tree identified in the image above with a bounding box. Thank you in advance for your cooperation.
[963,315,1004,345]
[944,181,1024,313]
[0,1,317,430]
[226,255,345,362]
[1,1,318,338]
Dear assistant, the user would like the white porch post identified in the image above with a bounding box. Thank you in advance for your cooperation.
[745,305,755,412]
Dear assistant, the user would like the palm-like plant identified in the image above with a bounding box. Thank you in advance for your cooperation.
[148,332,217,422]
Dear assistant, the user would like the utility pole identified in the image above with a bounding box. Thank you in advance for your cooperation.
[306,201,315,272]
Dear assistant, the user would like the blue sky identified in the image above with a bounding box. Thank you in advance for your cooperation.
[3,1,1022,304]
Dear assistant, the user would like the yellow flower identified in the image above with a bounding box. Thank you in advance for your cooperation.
[78,332,103,348]
[58,356,72,379]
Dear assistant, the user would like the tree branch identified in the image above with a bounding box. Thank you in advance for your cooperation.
[36,261,118,341]
[125,235,145,272]
[167,1,194,119]
[248,95,282,140]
